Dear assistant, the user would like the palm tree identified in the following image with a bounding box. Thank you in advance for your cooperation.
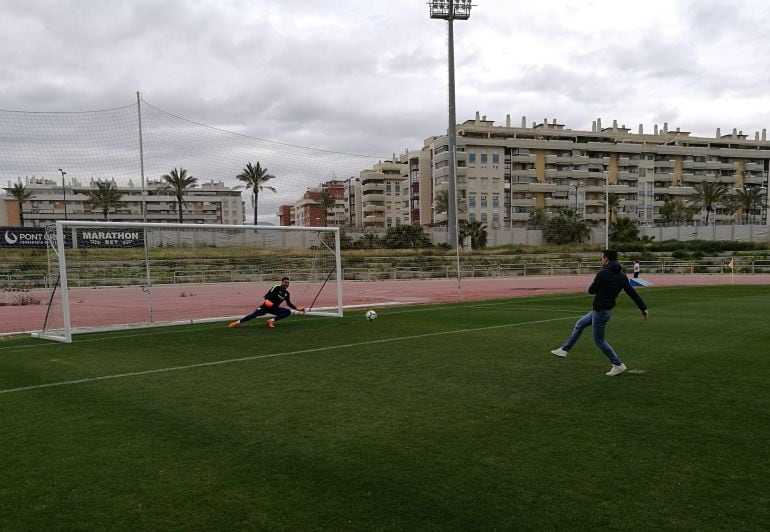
[161,167,197,223]
[86,181,123,220]
[659,195,696,225]
[459,220,488,249]
[543,208,591,244]
[610,216,640,243]
[236,162,276,224]
[607,192,622,223]
[316,189,337,227]
[733,187,766,223]
[689,181,728,225]
[5,181,34,227]
[434,189,466,217]
[720,194,739,224]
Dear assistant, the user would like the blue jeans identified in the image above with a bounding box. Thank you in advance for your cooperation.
[562,309,622,366]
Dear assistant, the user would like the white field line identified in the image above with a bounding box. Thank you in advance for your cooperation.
[0,315,578,396]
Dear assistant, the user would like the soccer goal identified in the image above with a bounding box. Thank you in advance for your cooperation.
[33,221,343,343]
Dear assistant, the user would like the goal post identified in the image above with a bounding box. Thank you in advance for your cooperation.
[33,221,343,343]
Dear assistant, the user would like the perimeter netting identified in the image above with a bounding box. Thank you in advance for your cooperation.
[0,97,383,225]
[35,221,342,343]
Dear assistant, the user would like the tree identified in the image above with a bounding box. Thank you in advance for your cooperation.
[689,181,728,225]
[527,207,548,228]
[732,186,766,223]
[542,208,591,244]
[382,224,432,248]
[356,232,382,249]
[434,189,466,218]
[236,162,276,225]
[5,181,34,227]
[610,216,640,243]
[659,195,695,224]
[607,192,622,223]
[86,180,122,220]
[459,220,487,249]
[720,194,739,223]
[161,167,197,223]
[316,189,337,227]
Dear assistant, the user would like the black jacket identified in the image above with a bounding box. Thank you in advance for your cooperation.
[264,285,297,310]
[589,261,647,312]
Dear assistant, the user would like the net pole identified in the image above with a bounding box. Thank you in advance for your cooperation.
[56,222,72,342]
[333,227,343,317]
[137,92,153,322]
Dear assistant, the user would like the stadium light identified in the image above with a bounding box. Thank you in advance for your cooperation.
[58,168,68,220]
[428,0,474,250]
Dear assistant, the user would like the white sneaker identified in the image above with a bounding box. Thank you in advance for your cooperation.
[550,347,568,358]
[606,363,627,376]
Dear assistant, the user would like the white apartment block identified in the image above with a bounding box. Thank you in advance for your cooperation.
[355,160,410,229]
[423,113,770,228]
[2,177,244,226]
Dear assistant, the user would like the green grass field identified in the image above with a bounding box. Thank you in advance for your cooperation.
[1,285,769,531]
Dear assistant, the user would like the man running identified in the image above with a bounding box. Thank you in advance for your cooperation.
[550,250,649,376]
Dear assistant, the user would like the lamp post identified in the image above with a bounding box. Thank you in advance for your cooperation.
[605,175,622,249]
[58,168,68,220]
[429,0,472,249]
[571,181,583,212]
[346,176,355,227]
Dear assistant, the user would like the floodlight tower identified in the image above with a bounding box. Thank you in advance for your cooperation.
[429,0,473,249]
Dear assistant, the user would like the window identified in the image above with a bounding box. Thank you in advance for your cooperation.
[492,153,500,168]
[492,194,499,208]
[395,182,400,194]
[480,153,488,167]
[480,177,488,189]
[468,193,476,208]
[385,183,392,195]
[481,213,488,223]
[469,212,476,222]
[480,194,488,208]
[468,152,476,167]
[492,213,500,225]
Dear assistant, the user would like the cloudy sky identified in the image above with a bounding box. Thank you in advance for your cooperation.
[3,0,770,221]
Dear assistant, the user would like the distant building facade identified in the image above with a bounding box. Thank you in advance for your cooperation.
[276,113,770,231]
[423,113,770,228]
[1,177,244,226]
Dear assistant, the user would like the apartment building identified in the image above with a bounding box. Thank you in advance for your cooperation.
[354,159,409,229]
[423,113,770,228]
[279,180,348,227]
[1,177,244,226]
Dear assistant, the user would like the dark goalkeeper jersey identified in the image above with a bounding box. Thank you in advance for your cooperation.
[264,285,297,310]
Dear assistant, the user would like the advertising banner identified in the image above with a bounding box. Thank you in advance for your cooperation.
[0,227,49,248]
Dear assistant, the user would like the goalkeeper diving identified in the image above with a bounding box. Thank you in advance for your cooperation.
[229,276,305,329]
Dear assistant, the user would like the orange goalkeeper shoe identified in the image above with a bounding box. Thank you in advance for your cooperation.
[267,319,275,328]
[228,321,239,328]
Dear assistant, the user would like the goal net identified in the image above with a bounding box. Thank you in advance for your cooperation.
[33,221,342,343]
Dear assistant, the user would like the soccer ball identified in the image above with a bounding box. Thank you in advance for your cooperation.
[365,309,377,321]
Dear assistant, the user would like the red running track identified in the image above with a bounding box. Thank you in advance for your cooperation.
[2,274,769,336]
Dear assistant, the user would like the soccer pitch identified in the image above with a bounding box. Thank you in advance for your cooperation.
[1,285,768,530]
